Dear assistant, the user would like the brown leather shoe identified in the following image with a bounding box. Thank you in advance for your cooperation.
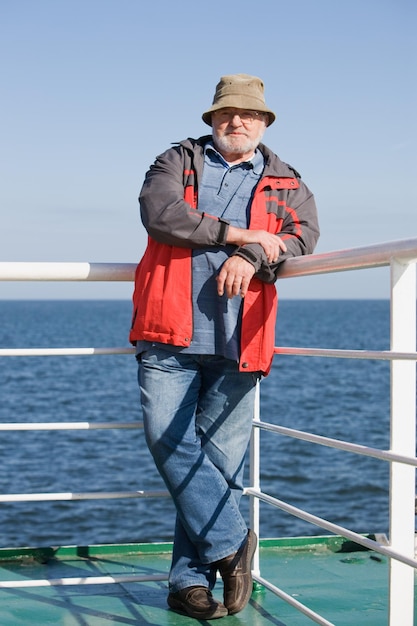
[215,529,257,614]
[167,585,228,619]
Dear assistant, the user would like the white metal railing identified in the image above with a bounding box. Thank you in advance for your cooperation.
[0,236,416,626]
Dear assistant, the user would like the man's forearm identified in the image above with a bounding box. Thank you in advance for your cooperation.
[226,225,287,263]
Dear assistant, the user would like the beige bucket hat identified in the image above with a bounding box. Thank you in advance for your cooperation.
[202,73,276,127]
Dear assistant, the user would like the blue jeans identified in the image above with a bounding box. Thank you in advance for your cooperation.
[138,346,259,592]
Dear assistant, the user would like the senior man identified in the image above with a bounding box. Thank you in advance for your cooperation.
[130,73,320,619]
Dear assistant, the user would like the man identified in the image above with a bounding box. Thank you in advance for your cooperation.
[130,74,319,619]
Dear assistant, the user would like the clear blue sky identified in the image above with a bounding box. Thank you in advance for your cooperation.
[1,0,416,299]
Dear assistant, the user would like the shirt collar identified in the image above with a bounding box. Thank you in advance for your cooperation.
[204,141,264,175]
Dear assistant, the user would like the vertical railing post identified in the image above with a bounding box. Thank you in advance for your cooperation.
[389,258,416,625]
[250,380,261,577]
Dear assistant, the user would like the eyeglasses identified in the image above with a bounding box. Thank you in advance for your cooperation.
[213,109,266,124]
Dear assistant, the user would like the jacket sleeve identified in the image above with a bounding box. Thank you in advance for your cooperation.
[233,180,320,283]
[139,145,229,248]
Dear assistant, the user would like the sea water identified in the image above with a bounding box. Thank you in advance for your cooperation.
[0,299,400,547]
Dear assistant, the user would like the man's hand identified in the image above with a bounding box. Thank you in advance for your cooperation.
[226,225,287,262]
[216,256,256,299]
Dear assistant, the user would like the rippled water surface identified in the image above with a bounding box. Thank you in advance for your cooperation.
[0,299,397,547]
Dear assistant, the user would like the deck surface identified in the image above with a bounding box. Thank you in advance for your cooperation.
[0,537,414,625]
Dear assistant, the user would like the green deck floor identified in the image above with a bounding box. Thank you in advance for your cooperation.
[0,537,414,625]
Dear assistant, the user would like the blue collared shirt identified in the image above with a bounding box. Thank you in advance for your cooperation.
[188,142,264,361]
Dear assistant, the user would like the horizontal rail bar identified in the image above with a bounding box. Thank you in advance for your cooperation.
[1,346,416,360]
[0,262,136,282]
[253,574,335,626]
[276,237,417,279]
[0,490,170,502]
[0,347,135,357]
[254,420,417,466]
[0,573,168,589]
[274,346,417,361]
[0,422,142,431]
[245,488,417,569]
[0,238,416,284]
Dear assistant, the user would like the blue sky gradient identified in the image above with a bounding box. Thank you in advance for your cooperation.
[1,0,416,298]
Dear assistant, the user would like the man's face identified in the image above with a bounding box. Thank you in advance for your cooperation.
[211,108,268,161]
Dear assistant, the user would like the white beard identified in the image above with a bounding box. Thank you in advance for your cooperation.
[213,127,265,157]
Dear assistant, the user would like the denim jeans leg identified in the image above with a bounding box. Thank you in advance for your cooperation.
[170,515,217,591]
[197,355,257,506]
[138,347,258,592]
